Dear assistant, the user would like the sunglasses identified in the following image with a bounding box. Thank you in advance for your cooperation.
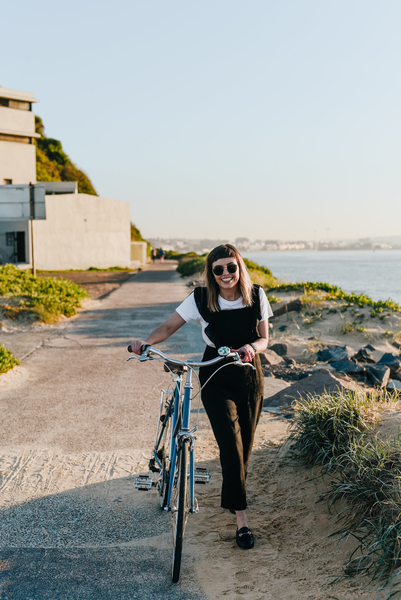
[212,262,238,276]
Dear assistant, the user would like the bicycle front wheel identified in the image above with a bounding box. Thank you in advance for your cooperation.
[172,438,190,583]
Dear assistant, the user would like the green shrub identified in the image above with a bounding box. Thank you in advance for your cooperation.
[0,344,19,374]
[0,264,88,322]
[176,257,206,277]
[35,116,97,195]
[289,390,377,470]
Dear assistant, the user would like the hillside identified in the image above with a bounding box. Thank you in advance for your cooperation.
[35,116,97,196]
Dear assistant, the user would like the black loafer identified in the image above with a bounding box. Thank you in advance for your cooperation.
[236,527,254,549]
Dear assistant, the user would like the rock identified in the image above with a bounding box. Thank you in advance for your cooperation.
[317,346,353,363]
[352,348,376,364]
[387,379,401,392]
[263,377,291,403]
[278,325,288,332]
[392,371,401,382]
[377,353,401,376]
[269,342,288,356]
[263,369,358,408]
[263,364,317,382]
[283,357,297,366]
[330,360,365,374]
[271,298,303,318]
[366,365,390,388]
[259,349,285,366]
[364,344,376,352]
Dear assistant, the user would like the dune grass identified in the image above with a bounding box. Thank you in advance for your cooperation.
[0,264,88,323]
[289,390,401,597]
[289,389,379,471]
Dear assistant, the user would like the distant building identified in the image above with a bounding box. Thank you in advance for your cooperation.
[0,86,136,270]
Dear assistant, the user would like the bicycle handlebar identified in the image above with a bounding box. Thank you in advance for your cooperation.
[127,344,255,370]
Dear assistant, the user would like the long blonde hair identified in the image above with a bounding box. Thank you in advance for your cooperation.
[204,244,253,312]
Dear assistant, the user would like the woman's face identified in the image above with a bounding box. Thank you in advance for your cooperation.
[211,257,240,292]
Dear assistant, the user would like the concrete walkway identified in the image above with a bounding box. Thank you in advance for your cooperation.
[0,263,209,600]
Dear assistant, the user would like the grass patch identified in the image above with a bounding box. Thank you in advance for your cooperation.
[289,389,379,471]
[326,432,401,588]
[289,390,401,597]
[0,344,19,374]
[268,282,400,313]
[0,264,88,323]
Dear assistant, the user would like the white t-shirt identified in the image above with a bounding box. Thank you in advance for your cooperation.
[175,286,274,347]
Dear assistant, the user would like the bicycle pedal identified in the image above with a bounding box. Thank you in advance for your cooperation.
[194,468,210,484]
[134,475,153,490]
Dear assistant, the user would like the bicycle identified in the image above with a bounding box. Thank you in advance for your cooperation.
[127,343,254,583]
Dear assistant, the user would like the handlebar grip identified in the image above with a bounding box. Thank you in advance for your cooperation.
[127,344,150,353]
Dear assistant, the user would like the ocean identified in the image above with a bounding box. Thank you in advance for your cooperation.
[243,249,401,305]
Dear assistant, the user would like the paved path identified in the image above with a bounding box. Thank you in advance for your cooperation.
[0,263,209,600]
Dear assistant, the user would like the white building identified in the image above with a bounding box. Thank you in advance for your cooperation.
[0,86,136,270]
[0,86,39,185]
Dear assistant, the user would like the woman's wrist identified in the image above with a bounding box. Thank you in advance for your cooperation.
[249,342,257,353]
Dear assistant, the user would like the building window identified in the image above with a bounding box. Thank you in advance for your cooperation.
[0,98,31,111]
[0,133,31,144]
[3,179,12,184]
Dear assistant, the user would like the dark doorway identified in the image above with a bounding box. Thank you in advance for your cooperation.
[6,231,26,263]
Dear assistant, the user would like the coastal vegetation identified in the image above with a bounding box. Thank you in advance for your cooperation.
[0,344,19,374]
[35,116,97,195]
[173,252,400,316]
[290,391,401,596]
[0,264,87,323]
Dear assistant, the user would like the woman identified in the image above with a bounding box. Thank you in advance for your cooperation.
[130,244,273,549]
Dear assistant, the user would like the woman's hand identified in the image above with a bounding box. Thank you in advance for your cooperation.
[235,344,255,363]
[129,340,146,356]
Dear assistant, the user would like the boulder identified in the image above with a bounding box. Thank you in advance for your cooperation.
[317,346,353,363]
[366,365,390,389]
[387,379,401,392]
[269,342,288,356]
[263,369,358,408]
[259,349,285,366]
[271,297,303,318]
[377,353,401,376]
[352,348,376,364]
[330,360,365,374]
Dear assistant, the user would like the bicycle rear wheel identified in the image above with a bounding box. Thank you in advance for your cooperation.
[172,438,190,583]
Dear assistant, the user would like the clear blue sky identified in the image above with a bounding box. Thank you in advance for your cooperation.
[3,1,401,241]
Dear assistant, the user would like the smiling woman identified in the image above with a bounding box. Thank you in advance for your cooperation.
[129,244,273,550]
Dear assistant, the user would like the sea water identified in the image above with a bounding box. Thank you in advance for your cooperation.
[243,249,401,304]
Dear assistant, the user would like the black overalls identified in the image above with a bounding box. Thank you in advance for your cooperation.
[194,285,264,511]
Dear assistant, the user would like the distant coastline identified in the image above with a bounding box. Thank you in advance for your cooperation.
[148,236,401,255]
[243,249,401,305]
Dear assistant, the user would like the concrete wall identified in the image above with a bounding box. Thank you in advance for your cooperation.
[32,194,131,270]
[131,242,147,265]
[0,142,36,185]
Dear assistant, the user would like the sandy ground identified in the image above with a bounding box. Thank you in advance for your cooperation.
[0,263,400,599]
